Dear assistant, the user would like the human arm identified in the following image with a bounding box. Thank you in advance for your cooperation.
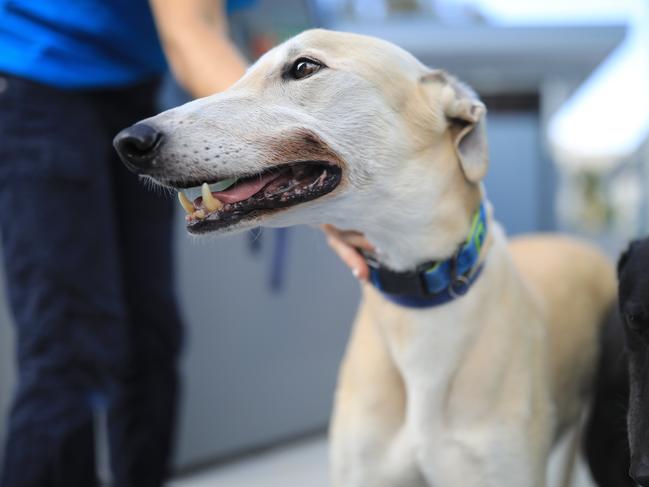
[149,0,248,98]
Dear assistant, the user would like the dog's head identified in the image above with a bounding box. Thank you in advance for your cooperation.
[618,238,649,485]
[114,29,487,251]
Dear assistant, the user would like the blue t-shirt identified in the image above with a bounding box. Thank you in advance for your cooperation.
[0,0,254,89]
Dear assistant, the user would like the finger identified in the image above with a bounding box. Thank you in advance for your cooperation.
[320,224,341,238]
[326,236,370,281]
[321,224,375,252]
[337,233,375,252]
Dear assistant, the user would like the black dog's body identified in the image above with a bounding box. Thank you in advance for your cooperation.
[584,304,633,486]
[615,239,649,485]
[584,238,649,486]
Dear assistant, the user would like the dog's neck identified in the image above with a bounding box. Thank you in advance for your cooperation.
[359,180,485,273]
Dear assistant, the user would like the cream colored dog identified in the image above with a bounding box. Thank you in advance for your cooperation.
[114,29,616,486]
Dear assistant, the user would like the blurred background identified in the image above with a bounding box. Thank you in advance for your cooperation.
[1,0,647,485]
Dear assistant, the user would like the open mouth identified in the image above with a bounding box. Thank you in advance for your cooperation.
[173,161,342,234]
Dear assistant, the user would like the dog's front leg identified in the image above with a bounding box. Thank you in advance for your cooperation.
[330,305,428,487]
[407,387,551,487]
[413,428,547,487]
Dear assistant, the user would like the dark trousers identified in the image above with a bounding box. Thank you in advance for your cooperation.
[0,75,183,487]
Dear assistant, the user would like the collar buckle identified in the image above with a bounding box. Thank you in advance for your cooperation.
[448,273,471,299]
[447,248,470,298]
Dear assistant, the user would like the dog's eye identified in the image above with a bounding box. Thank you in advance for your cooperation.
[289,58,323,80]
[627,312,647,331]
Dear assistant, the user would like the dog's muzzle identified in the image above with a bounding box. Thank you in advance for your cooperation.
[113,123,163,174]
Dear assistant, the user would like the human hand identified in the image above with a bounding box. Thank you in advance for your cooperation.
[321,224,374,281]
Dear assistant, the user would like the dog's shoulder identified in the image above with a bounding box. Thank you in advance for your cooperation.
[508,234,614,289]
[507,233,616,319]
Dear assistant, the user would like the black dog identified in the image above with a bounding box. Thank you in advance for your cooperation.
[585,238,649,486]
[618,239,649,484]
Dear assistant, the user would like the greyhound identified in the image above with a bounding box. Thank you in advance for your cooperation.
[114,29,617,486]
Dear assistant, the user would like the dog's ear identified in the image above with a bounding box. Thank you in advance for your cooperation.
[421,70,488,183]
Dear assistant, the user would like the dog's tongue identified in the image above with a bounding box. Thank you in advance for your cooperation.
[213,172,278,204]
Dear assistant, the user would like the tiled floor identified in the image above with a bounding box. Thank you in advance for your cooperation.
[169,434,596,487]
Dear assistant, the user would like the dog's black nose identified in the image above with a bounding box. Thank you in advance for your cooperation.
[113,123,163,173]
[630,457,649,485]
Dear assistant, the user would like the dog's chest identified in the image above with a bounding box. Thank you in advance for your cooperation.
[373,293,483,394]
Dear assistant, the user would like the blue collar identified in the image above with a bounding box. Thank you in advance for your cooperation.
[367,202,488,308]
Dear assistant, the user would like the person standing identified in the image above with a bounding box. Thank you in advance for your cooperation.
[0,1,250,485]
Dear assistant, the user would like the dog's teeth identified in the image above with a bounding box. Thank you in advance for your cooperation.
[178,192,194,214]
[194,209,206,220]
[201,182,223,212]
